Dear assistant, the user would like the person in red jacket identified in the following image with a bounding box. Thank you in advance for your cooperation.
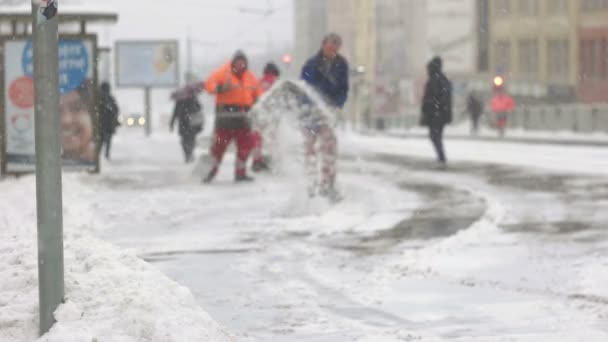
[490,81,515,137]
[203,50,262,183]
[251,62,280,172]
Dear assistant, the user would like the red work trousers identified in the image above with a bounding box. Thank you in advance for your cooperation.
[210,128,252,178]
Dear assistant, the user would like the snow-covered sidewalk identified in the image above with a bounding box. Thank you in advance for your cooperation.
[0,172,233,342]
[385,123,608,146]
[344,131,608,176]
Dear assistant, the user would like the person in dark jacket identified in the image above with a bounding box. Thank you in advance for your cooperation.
[300,33,349,201]
[466,92,483,135]
[98,82,120,160]
[170,82,205,163]
[421,56,452,167]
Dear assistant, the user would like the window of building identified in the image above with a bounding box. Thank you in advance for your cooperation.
[582,0,608,11]
[580,39,608,80]
[494,0,511,17]
[518,0,539,16]
[518,39,539,78]
[604,39,608,79]
[494,40,511,73]
[547,0,568,14]
[547,39,570,82]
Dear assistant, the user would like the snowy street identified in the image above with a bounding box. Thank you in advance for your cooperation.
[67,130,608,341]
[3,1,608,341]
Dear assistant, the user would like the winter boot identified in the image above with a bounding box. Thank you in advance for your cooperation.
[235,174,255,183]
[319,185,343,203]
[202,167,218,184]
[252,159,270,173]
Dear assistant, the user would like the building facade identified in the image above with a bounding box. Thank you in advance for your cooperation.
[578,0,608,102]
[488,0,608,103]
[293,0,328,77]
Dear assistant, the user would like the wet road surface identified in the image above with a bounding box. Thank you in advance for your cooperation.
[90,133,608,341]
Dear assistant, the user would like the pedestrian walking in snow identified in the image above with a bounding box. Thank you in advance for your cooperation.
[467,92,483,135]
[203,50,262,183]
[491,85,515,137]
[98,82,120,160]
[170,82,205,163]
[421,56,452,168]
[251,62,281,172]
[301,33,349,201]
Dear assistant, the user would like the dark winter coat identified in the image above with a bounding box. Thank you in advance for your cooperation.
[467,94,483,118]
[301,51,349,108]
[171,97,203,137]
[421,57,452,127]
[98,91,119,135]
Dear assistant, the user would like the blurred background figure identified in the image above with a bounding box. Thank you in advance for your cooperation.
[466,92,483,135]
[98,82,120,161]
[260,62,280,91]
[421,56,452,168]
[251,62,281,173]
[170,82,205,163]
[490,77,516,137]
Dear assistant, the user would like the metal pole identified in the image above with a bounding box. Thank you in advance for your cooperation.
[187,27,192,81]
[144,87,151,136]
[31,0,64,335]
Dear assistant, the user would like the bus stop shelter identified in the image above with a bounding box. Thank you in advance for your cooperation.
[0,6,118,175]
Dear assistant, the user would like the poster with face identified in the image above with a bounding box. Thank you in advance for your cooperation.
[2,38,97,173]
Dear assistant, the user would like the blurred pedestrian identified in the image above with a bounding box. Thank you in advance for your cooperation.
[251,62,280,172]
[98,82,120,160]
[490,84,515,137]
[301,33,349,201]
[203,50,262,183]
[421,56,452,168]
[466,92,483,135]
[170,82,205,163]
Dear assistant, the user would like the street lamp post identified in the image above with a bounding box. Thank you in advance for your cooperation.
[31,0,64,335]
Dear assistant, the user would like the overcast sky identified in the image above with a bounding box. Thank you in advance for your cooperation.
[93,0,294,114]
[0,0,294,117]
[100,0,294,63]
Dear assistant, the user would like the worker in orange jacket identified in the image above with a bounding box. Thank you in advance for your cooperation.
[490,83,515,137]
[203,50,262,183]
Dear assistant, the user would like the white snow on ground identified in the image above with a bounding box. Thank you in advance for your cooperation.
[0,171,233,341]
[90,129,608,341]
[391,121,608,143]
[345,132,608,176]
[3,124,608,341]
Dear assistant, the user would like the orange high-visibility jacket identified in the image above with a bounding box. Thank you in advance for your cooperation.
[205,63,262,107]
[491,94,516,113]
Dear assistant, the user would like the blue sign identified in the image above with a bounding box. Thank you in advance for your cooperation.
[22,40,89,95]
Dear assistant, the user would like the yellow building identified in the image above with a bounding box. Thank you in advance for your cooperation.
[489,0,578,96]
[489,0,608,102]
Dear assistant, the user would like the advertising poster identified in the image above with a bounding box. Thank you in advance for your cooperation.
[115,41,179,88]
[2,37,97,173]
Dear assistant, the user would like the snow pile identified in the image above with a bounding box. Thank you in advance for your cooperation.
[0,175,233,342]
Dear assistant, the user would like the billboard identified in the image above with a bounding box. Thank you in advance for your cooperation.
[115,40,179,88]
[1,36,98,174]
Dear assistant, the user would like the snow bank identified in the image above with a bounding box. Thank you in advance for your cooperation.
[0,175,233,342]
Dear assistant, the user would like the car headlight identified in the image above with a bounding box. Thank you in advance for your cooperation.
[138,117,146,126]
[127,118,135,126]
